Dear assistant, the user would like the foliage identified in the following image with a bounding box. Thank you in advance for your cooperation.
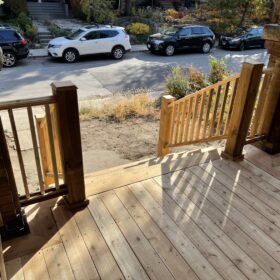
[126,22,150,35]
[3,0,27,16]
[7,13,38,43]
[45,20,70,37]
[208,56,229,84]
[188,66,207,92]
[131,6,165,23]
[80,0,115,23]
[165,65,190,99]
[79,92,158,121]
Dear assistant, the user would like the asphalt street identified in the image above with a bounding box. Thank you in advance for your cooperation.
[0,48,268,102]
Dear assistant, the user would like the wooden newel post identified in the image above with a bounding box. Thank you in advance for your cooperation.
[51,81,89,209]
[222,62,264,161]
[157,95,175,157]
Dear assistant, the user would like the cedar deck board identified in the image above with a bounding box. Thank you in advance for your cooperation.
[3,146,280,280]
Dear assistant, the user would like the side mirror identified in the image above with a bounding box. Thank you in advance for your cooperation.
[80,37,86,41]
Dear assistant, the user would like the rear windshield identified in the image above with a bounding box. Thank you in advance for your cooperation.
[66,29,85,40]
[0,30,21,41]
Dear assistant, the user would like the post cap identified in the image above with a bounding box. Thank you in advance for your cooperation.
[51,81,78,91]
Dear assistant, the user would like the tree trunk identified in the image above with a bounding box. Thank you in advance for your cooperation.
[272,0,280,23]
[239,1,250,27]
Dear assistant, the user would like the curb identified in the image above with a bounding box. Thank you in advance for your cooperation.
[29,45,148,58]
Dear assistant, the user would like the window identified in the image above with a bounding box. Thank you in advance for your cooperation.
[99,30,119,39]
[191,27,203,35]
[203,27,213,35]
[66,29,86,40]
[179,28,191,37]
[84,31,99,40]
[0,30,20,41]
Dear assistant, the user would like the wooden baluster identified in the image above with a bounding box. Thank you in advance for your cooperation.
[189,94,199,142]
[195,93,206,140]
[209,86,222,138]
[222,63,264,160]
[45,105,59,190]
[202,90,213,138]
[27,106,45,194]
[52,82,88,209]
[216,82,230,136]
[168,102,177,146]
[178,99,188,143]
[157,95,175,156]
[184,97,193,144]
[174,102,182,145]
[8,109,30,198]
[224,78,239,134]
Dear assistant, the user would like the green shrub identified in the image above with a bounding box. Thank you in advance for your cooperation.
[3,0,27,16]
[80,0,115,23]
[45,21,70,37]
[126,22,150,35]
[165,65,190,99]
[208,56,229,84]
[25,24,38,43]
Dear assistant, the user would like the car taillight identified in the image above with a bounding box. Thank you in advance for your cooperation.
[21,39,28,45]
[125,34,129,40]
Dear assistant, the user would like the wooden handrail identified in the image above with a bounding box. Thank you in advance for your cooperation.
[0,96,56,111]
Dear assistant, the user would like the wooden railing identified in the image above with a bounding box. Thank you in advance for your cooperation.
[158,74,240,156]
[0,82,88,211]
[158,62,279,158]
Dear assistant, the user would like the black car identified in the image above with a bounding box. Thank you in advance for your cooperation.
[0,27,29,67]
[147,25,215,56]
[219,26,265,51]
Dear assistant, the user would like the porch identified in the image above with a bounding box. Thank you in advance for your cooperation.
[2,145,280,280]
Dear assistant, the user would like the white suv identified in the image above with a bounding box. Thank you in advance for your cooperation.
[48,25,131,63]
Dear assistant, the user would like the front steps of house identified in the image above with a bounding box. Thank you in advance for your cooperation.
[27,2,68,19]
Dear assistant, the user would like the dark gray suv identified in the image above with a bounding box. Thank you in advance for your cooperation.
[147,25,215,56]
[0,27,29,67]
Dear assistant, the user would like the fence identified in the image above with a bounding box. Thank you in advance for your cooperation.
[158,62,278,158]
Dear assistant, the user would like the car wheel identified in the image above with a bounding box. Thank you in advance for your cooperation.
[3,51,17,67]
[112,46,125,60]
[63,49,78,63]
[202,42,211,54]
[165,44,175,56]
[239,42,245,51]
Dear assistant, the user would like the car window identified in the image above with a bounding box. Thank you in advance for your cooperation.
[203,27,213,35]
[84,31,99,40]
[0,30,21,41]
[248,28,258,35]
[66,29,86,40]
[99,30,119,39]
[191,27,203,35]
[179,28,191,36]
[257,28,263,35]
[163,27,180,36]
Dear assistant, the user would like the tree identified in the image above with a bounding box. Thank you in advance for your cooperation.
[81,0,115,23]
[272,0,280,22]
[125,0,135,16]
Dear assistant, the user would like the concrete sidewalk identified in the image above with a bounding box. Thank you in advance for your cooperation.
[29,44,147,57]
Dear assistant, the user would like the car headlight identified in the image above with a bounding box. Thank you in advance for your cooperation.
[231,38,241,43]
[51,44,62,48]
[153,40,164,45]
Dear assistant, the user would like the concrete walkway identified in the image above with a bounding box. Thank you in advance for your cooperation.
[29,44,147,57]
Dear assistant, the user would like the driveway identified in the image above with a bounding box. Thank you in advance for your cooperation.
[0,48,268,102]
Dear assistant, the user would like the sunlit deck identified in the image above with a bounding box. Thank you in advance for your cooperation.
[2,145,280,280]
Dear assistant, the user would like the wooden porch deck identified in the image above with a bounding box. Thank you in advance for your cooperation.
[3,145,280,280]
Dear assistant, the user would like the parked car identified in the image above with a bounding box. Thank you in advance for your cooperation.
[48,25,131,63]
[147,25,215,56]
[219,26,265,51]
[0,27,29,67]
